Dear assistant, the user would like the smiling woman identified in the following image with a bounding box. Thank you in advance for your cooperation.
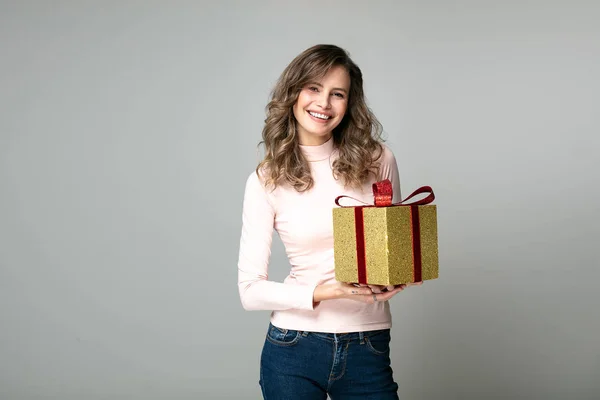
[256,44,387,193]
[292,65,350,146]
[237,44,416,399]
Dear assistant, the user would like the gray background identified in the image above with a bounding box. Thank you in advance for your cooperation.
[1,1,599,399]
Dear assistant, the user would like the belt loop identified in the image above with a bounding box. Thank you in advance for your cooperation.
[359,331,365,344]
[302,331,308,337]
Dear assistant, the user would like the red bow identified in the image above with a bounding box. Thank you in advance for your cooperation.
[335,179,435,208]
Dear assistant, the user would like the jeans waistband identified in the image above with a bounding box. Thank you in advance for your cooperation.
[270,323,389,342]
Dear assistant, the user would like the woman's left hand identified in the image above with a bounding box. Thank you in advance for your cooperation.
[359,282,423,294]
[347,284,406,304]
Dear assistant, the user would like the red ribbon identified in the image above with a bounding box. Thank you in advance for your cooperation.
[335,180,435,284]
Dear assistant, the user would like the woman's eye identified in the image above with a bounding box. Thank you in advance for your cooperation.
[308,86,319,92]
[333,92,345,99]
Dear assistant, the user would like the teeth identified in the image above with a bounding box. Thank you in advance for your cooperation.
[308,111,330,120]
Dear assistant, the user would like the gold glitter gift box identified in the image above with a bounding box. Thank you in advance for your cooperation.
[332,180,439,286]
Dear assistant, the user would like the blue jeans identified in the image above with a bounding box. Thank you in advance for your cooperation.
[260,323,399,399]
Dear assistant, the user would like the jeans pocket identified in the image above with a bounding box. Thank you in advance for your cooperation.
[364,330,391,356]
[265,324,301,347]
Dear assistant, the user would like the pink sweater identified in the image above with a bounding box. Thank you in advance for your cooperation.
[237,138,401,333]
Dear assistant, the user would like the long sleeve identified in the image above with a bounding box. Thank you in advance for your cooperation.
[379,145,402,203]
[237,172,317,311]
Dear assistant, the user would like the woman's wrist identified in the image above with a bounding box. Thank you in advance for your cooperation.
[313,284,337,304]
[313,284,326,304]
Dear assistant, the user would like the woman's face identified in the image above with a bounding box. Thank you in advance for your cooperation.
[292,65,350,146]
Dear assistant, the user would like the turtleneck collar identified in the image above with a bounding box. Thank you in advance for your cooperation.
[299,136,335,162]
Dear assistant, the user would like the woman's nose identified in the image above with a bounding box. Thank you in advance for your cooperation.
[316,92,331,108]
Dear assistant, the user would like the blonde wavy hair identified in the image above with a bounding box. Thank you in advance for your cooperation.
[257,44,384,192]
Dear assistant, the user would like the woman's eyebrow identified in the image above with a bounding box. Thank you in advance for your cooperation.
[308,82,348,94]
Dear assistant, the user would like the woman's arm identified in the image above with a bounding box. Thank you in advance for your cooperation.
[237,172,317,311]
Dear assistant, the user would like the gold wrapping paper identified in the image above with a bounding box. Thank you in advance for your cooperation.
[332,205,439,285]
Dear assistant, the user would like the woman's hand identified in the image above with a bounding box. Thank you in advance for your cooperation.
[313,281,422,305]
[347,284,408,303]
[313,282,372,303]
[364,281,422,293]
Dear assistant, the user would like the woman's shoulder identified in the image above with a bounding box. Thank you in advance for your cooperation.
[244,167,279,197]
[377,142,398,165]
[244,167,268,190]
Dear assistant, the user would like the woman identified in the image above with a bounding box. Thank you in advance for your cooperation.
[237,44,420,399]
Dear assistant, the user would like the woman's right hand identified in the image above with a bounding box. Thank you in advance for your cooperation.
[346,284,408,304]
[313,282,409,305]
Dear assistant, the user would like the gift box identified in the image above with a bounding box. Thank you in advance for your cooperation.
[332,180,439,286]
